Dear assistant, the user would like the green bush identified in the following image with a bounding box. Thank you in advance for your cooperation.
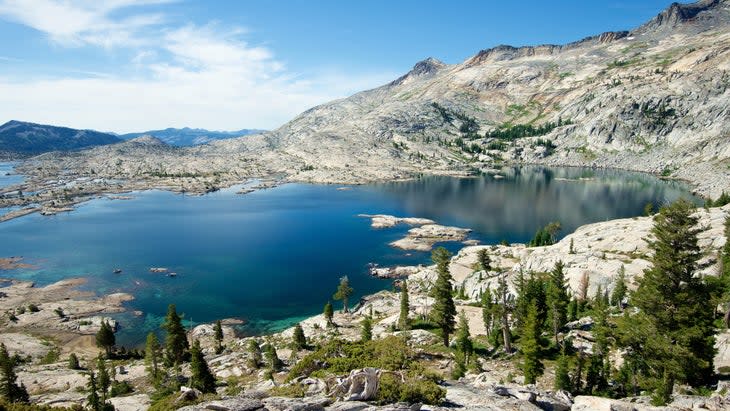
[269,383,306,398]
[110,380,134,397]
[375,373,446,405]
[28,304,40,313]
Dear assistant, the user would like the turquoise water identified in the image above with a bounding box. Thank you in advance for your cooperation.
[0,166,696,346]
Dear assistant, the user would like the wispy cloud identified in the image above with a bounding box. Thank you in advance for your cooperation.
[0,1,397,132]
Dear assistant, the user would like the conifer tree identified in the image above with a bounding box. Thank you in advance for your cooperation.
[333,276,354,313]
[521,301,543,385]
[554,347,572,392]
[546,260,570,345]
[246,339,262,369]
[144,332,162,387]
[263,342,282,372]
[324,301,334,327]
[361,316,373,342]
[292,324,306,350]
[429,247,457,346]
[87,372,101,411]
[214,320,224,354]
[162,304,189,366]
[477,249,492,272]
[620,199,715,405]
[190,340,216,393]
[567,297,578,322]
[68,353,80,370]
[95,321,115,358]
[455,311,473,364]
[611,265,627,308]
[96,355,110,402]
[481,288,493,337]
[398,280,410,331]
[0,343,28,404]
[495,274,513,352]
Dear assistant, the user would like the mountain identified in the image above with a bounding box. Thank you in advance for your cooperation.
[15,0,730,199]
[119,127,264,146]
[0,120,121,156]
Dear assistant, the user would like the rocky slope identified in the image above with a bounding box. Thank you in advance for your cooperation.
[119,127,264,147]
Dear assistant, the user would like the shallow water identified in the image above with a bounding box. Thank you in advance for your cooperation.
[0,166,696,346]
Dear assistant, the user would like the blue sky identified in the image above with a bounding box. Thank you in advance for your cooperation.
[0,0,675,133]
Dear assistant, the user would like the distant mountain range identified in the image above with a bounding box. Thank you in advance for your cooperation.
[0,120,264,156]
[118,127,264,147]
[0,120,121,155]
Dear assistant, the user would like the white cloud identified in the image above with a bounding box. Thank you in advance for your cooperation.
[0,0,399,132]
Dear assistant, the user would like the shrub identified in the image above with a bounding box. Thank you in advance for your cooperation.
[375,372,446,405]
[110,380,134,397]
[28,304,39,313]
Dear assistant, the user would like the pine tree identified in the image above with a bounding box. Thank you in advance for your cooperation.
[214,320,224,354]
[0,343,28,403]
[264,342,283,372]
[162,304,189,366]
[87,372,101,411]
[429,247,457,346]
[292,324,307,350]
[333,276,354,313]
[611,265,627,308]
[324,301,334,327]
[621,199,715,404]
[455,311,473,364]
[68,353,80,370]
[546,260,570,345]
[495,274,513,352]
[96,355,110,402]
[95,321,115,358]
[144,332,162,387]
[554,347,572,392]
[361,316,373,342]
[477,249,492,272]
[481,288,493,338]
[190,340,216,393]
[398,280,410,331]
[521,301,543,385]
[719,216,730,328]
[246,339,263,369]
[567,297,578,322]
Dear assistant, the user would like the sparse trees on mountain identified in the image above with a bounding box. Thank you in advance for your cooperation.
[0,343,28,404]
[246,339,262,369]
[477,249,492,272]
[324,301,334,327]
[145,332,163,387]
[214,320,224,354]
[611,265,627,308]
[361,316,373,342]
[292,324,307,350]
[521,300,543,385]
[546,260,570,345]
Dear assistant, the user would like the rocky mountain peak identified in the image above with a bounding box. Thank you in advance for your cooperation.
[638,0,727,32]
[389,57,446,86]
[126,135,167,146]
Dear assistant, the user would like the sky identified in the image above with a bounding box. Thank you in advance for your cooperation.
[0,0,677,133]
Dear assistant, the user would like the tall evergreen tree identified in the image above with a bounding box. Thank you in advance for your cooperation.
[189,340,216,393]
[144,332,163,387]
[333,276,354,313]
[95,321,115,358]
[68,353,80,370]
[621,199,715,405]
[87,372,101,411]
[554,347,572,392]
[611,265,627,308]
[162,304,189,366]
[361,316,373,342]
[521,301,543,385]
[477,249,492,272]
[0,343,28,404]
[323,301,334,327]
[96,355,110,402]
[214,320,224,354]
[429,247,457,347]
[481,288,493,338]
[455,311,473,364]
[246,339,262,369]
[263,342,283,372]
[398,280,410,331]
[546,260,570,345]
[292,324,307,350]
[495,274,513,353]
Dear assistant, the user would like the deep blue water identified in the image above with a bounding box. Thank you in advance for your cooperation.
[0,166,696,346]
[0,162,23,188]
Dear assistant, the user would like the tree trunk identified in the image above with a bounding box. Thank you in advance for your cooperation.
[442,327,450,347]
[502,318,511,353]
